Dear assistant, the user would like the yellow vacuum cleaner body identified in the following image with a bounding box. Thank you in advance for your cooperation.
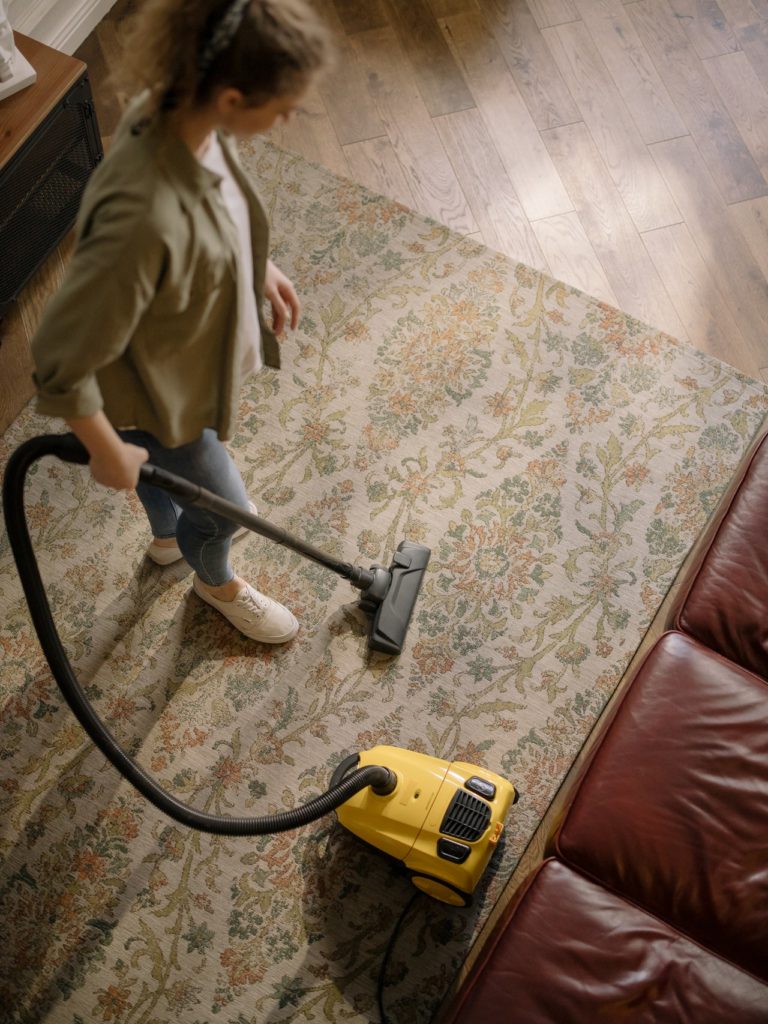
[335,745,518,906]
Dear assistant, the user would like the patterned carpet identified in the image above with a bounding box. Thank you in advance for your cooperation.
[2,138,768,1024]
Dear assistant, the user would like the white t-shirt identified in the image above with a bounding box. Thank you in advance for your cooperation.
[199,132,263,376]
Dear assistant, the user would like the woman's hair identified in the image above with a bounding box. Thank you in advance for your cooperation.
[113,0,334,113]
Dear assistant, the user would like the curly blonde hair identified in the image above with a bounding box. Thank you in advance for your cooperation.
[113,0,334,113]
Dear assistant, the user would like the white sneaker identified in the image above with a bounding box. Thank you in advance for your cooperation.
[147,501,258,565]
[192,576,299,644]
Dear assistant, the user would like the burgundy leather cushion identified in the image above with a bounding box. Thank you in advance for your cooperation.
[450,860,768,1024]
[556,631,768,981]
[677,434,768,677]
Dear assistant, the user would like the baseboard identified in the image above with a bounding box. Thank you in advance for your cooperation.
[10,0,117,55]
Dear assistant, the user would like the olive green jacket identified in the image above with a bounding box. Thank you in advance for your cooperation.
[31,99,279,448]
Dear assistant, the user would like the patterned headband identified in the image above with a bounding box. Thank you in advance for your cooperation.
[198,0,252,74]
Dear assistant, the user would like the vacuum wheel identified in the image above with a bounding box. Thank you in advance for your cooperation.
[410,873,471,907]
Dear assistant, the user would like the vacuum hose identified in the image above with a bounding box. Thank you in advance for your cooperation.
[2,434,396,836]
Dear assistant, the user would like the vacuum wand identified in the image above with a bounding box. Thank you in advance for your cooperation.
[140,462,378,589]
[17,433,431,655]
[140,463,431,655]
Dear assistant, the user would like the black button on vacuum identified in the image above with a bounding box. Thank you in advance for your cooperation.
[465,776,496,800]
[437,838,471,864]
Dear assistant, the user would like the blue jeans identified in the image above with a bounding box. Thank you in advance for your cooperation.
[120,428,249,586]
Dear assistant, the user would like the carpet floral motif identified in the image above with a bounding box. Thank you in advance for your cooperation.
[1,139,767,1024]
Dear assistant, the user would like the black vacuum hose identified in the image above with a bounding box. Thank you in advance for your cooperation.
[2,434,395,836]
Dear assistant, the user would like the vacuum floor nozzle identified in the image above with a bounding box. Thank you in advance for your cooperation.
[8,435,431,657]
[360,541,431,655]
[136,454,431,654]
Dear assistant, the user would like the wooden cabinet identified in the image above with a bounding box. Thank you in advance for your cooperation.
[0,32,102,432]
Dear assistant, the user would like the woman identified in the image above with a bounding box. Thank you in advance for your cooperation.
[31,0,334,644]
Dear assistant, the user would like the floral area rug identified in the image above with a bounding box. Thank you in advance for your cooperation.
[2,138,768,1024]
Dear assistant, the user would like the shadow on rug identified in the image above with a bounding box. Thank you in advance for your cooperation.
[2,138,768,1024]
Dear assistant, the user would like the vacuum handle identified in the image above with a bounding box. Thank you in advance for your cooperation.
[31,433,370,584]
[138,464,309,557]
[139,464,367,581]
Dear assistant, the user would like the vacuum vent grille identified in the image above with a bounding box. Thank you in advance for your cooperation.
[440,789,491,842]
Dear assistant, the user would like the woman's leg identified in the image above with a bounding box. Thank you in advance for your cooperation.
[121,429,297,642]
[120,429,182,540]
[137,429,248,586]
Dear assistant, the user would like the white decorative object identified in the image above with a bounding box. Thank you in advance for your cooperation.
[0,0,16,80]
[0,0,36,101]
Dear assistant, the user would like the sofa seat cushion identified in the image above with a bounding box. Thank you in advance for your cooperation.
[677,433,768,677]
[449,859,768,1023]
[555,631,768,982]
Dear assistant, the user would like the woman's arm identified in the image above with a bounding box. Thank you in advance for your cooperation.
[31,192,165,489]
[66,411,148,490]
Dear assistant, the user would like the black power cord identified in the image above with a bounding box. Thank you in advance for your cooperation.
[378,890,424,1024]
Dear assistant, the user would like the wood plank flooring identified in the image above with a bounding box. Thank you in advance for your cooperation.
[4,0,768,413]
[285,0,768,382]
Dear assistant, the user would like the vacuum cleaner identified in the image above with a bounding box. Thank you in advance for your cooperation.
[2,433,518,906]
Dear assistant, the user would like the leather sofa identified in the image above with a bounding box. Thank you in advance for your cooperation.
[443,431,768,1022]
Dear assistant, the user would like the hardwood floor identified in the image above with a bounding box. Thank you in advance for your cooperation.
[4,0,768,434]
[74,0,768,385]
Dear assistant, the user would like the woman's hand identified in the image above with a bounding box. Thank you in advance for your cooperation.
[264,259,300,336]
[89,442,149,490]
[66,411,148,490]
